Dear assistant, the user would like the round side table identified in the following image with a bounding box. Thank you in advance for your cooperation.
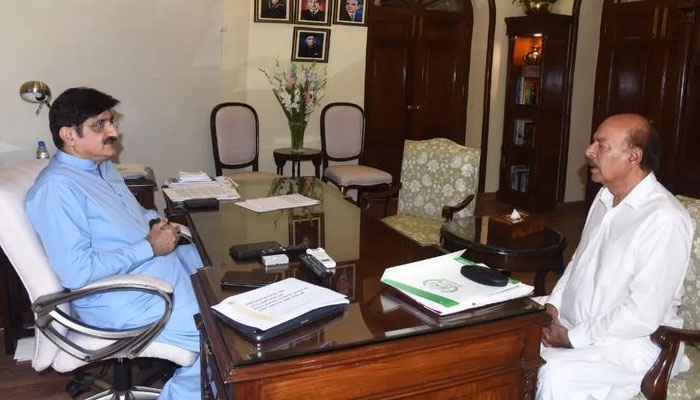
[440,216,566,296]
[273,148,322,178]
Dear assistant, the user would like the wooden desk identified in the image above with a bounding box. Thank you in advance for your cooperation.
[273,147,322,178]
[188,178,548,400]
[0,174,157,354]
[440,217,565,296]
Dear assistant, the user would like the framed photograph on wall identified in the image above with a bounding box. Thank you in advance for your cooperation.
[333,0,366,26]
[255,0,293,23]
[291,27,331,63]
[294,0,332,26]
[289,213,325,249]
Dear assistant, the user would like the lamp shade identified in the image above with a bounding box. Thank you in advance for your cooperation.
[19,81,52,105]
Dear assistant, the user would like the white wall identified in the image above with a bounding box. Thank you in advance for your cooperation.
[0,0,223,211]
[220,1,368,178]
[1,0,603,209]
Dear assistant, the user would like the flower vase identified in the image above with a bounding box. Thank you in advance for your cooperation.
[289,120,307,152]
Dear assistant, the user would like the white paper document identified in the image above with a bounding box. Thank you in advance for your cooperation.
[211,278,349,331]
[381,251,534,315]
[235,194,320,213]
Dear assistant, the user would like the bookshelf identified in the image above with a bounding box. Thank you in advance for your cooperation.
[497,14,573,211]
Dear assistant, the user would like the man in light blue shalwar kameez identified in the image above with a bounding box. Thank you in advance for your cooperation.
[25,87,202,399]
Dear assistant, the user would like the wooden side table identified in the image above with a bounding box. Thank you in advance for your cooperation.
[273,148,322,178]
[440,216,566,296]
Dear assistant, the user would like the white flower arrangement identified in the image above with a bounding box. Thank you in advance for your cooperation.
[260,60,327,127]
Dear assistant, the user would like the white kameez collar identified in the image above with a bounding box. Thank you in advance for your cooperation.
[599,172,657,210]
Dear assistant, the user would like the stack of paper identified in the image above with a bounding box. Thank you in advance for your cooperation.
[212,278,348,331]
[235,194,320,213]
[178,171,211,182]
[381,251,533,316]
[163,176,240,201]
[114,163,148,179]
[165,171,216,186]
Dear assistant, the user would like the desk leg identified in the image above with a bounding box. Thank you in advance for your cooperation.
[292,161,300,178]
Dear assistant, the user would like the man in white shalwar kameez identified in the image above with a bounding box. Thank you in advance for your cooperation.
[535,114,694,400]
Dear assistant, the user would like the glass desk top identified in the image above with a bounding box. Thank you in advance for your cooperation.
[187,177,543,367]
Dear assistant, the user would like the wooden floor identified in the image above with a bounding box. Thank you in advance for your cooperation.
[0,194,588,399]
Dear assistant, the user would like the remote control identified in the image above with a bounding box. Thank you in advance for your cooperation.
[306,248,336,269]
[298,254,334,278]
[258,245,287,258]
[284,244,308,261]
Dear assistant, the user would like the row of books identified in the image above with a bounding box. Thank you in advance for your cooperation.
[513,76,539,106]
[513,119,536,146]
[510,165,530,193]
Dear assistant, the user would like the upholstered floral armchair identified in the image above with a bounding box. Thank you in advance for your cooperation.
[634,195,700,400]
[375,138,480,246]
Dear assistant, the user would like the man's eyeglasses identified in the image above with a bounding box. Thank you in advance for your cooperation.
[82,117,119,133]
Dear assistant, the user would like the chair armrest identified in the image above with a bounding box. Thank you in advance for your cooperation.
[641,325,700,400]
[442,194,475,222]
[32,274,174,363]
[358,183,402,216]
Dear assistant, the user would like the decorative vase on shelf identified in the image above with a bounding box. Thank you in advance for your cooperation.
[523,45,542,65]
[522,1,554,15]
[289,120,307,152]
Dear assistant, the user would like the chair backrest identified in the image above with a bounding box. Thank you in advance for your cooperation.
[320,103,365,170]
[676,195,700,330]
[0,159,65,371]
[210,102,260,175]
[397,138,480,221]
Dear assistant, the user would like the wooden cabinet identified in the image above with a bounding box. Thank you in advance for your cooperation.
[363,0,473,180]
[587,0,699,201]
[497,14,573,212]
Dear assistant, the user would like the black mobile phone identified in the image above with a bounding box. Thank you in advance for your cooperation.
[220,271,282,289]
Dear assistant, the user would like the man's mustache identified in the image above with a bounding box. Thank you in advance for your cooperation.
[103,137,118,145]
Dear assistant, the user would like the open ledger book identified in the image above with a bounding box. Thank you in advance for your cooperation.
[211,278,348,341]
[381,251,533,316]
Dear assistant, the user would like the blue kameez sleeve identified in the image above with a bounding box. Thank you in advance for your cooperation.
[25,180,154,290]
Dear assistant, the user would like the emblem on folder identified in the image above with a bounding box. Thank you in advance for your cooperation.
[423,279,461,293]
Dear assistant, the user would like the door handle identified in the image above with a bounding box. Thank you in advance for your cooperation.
[407,105,414,111]
[415,105,422,110]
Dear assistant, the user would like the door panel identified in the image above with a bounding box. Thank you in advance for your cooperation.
[364,9,414,177]
[364,0,472,181]
[410,13,471,143]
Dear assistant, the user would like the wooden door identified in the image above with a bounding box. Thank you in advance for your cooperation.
[592,1,658,128]
[672,3,700,197]
[364,0,472,181]
[588,0,684,200]
[408,9,472,143]
[364,6,414,179]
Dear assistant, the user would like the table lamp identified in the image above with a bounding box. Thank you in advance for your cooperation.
[19,81,52,115]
